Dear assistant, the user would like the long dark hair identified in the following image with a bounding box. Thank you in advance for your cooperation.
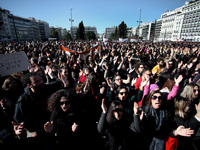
[106,100,124,125]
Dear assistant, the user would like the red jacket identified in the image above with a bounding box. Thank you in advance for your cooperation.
[80,74,86,83]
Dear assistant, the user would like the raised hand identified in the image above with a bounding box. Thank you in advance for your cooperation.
[44,121,54,133]
[106,77,114,91]
[12,121,27,139]
[101,99,107,114]
[72,122,79,132]
[133,102,139,115]
[174,75,183,86]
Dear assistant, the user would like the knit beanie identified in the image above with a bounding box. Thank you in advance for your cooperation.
[150,84,159,92]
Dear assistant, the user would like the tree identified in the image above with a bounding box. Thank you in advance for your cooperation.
[118,21,127,38]
[50,28,58,39]
[109,32,115,41]
[76,21,85,40]
[65,31,72,41]
[114,26,118,40]
[86,31,96,41]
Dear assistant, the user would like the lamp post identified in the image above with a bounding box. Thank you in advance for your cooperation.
[69,8,74,41]
[137,8,142,40]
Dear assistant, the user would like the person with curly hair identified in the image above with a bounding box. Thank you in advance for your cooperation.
[44,89,80,149]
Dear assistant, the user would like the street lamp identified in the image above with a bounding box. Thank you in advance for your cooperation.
[137,8,142,40]
[69,8,74,41]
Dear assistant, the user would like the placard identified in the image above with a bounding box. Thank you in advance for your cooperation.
[0,51,30,77]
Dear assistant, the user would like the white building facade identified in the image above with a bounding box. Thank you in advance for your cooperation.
[159,0,200,42]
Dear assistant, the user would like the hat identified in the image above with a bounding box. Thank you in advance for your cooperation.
[150,84,159,92]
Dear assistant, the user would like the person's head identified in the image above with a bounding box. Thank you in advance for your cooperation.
[106,100,124,124]
[174,96,191,118]
[84,72,98,88]
[114,75,123,86]
[30,57,38,65]
[24,72,44,93]
[116,86,128,101]
[89,62,95,69]
[83,67,90,76]
[75,83,84,97]
[2,76,18,91]
[153,51,157,56]
[60,67,69,77]
[137,63,145,73]
[121,63,127,70]
[50,65,58,72]
[180,83,199,101]
[72,63,79,70]
[47,89,73,113]
[88,55,93,62]
[146,90,163,109]
[157,57,164,67]
[142,68,153,80]
[168,60,174,69]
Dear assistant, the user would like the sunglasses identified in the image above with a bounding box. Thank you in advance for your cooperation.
[146,73,153,76]
[114,108,123,113]
[152,95,162,100]
[119,92,128,95]
[59,101,71,106]
[193,89,199,93]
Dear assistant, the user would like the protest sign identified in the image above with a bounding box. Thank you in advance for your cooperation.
[0,51,30,77]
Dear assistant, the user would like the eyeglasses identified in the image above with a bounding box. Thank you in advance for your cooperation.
[193,89,199,93]
[59,101,71,105]
[114,108,123,113]
[119,92,128,95]
[139,66,144,68]
[152,95,162,100]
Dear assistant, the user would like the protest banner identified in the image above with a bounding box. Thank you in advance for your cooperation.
[59,44,100,60]
[0,51,30,77]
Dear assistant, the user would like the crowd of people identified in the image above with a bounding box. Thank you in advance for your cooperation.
[0,40,200,150]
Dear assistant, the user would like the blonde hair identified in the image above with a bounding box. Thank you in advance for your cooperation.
[174,97,191,118]
[180,83,199,101]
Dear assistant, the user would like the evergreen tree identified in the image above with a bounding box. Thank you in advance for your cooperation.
[114,26,118,40]
[86,31,96,41]
[50,28,59,39]
[65,31,72,41]
[118,21,127,38]
[76,21,85,40]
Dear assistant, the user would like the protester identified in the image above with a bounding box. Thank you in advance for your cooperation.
[180,83,200,115]
[97,99,141,150]
[170,96,200,150]
[44,89,79,149]
[0,40,200,149]
[140,90,194,150]
[13,72,63,142]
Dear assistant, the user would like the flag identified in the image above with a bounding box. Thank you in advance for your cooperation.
[59,44,100,60]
